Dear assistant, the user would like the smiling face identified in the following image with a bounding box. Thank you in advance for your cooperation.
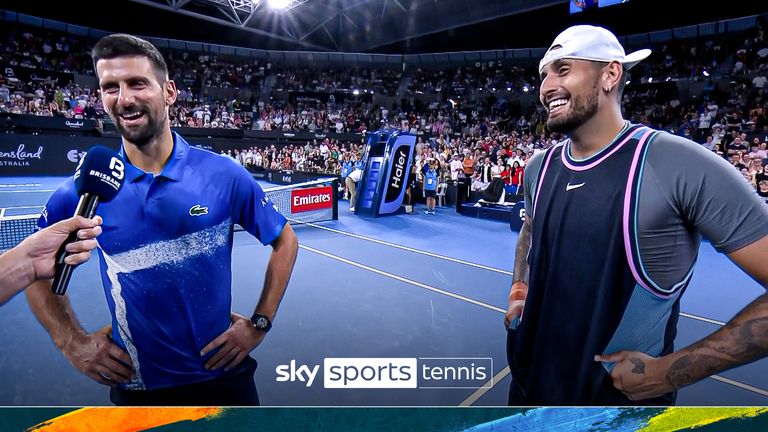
[97,55,176,147]
[539,59,602,134]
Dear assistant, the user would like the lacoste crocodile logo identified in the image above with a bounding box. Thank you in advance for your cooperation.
[189,204,209,216]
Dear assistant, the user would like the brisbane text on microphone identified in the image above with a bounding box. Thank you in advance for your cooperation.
[88,169,122,191]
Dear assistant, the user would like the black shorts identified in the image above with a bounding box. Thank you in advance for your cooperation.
[424,189,436,198]
[109,356,259,406]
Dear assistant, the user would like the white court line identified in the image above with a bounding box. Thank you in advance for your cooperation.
[710,375,768,397]
[457,371,768,406]
[0,189,56,193]
[0,206,44,220]
[297,220,514,276]
[680,312,725,326]
[1,205,45,210]
[299,244,506,314]
[299,244,768,403]
[0,214,41,221]
[460,366,510,406]
[294,221,729,329]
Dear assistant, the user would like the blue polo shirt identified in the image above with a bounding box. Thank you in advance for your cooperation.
[38,132,287,390]
[424,169,438,191]
[341,161,353,178]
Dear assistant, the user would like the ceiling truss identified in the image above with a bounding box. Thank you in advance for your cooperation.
[127,0,562,52]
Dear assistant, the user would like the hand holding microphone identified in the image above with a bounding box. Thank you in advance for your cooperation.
[52,146,126,295]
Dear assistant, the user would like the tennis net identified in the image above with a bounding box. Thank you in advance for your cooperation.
[0,178,338,251]
[0,214,39,251]
[261,177,339,225]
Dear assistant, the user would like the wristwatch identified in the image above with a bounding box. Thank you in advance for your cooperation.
[250,313,272,333]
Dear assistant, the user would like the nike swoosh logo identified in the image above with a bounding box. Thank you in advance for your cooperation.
[566,182,585,191]
[189,204,209,216]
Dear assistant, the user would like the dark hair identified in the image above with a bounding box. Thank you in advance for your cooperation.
[91,34,168,82]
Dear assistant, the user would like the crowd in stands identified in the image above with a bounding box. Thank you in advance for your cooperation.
[165,51,267,94]
[0,27,94,76]
[272,67,401,96]
[169,100,251,129]
[1,19,767,200]
[0,28,102,119]
[221,139,366,174]
[408,63,536,98]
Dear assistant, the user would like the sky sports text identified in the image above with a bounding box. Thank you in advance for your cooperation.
[275,358,493,389]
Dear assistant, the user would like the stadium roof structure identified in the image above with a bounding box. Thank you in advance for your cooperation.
[126,0,562,52]
[4,0,766,54]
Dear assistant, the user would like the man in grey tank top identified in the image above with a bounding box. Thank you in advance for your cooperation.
[505,25,768,405]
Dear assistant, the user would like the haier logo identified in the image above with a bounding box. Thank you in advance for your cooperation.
[385,145,410,202]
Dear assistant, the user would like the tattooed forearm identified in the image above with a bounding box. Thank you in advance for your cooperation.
[513,217,531,284]
[666,355,698,389]
[665,293,768,390]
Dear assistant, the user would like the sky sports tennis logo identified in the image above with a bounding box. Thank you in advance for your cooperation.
[276,358,492,389]
[290,185,333,213]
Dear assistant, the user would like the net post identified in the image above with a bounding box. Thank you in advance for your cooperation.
[332,178,339,220]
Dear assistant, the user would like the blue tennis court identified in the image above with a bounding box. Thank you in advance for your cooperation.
[0,176,766,406]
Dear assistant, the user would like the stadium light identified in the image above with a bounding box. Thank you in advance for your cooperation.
[268,0,289,9]
[648,77,653,83]
[625,80,631,85]
[703,70,710,77]
[353,89,360,95]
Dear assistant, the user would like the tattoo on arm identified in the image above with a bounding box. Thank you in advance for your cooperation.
[666,292,768,390]
[630,358,645,374]
[513,217,531,285]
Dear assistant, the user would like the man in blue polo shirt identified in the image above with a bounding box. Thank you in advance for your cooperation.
[340,153,353,200]
[25,34,298,406]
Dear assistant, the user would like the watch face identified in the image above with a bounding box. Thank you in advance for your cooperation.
[255,317,269,329]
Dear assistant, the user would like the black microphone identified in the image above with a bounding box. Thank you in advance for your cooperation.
[52,146,126,295]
